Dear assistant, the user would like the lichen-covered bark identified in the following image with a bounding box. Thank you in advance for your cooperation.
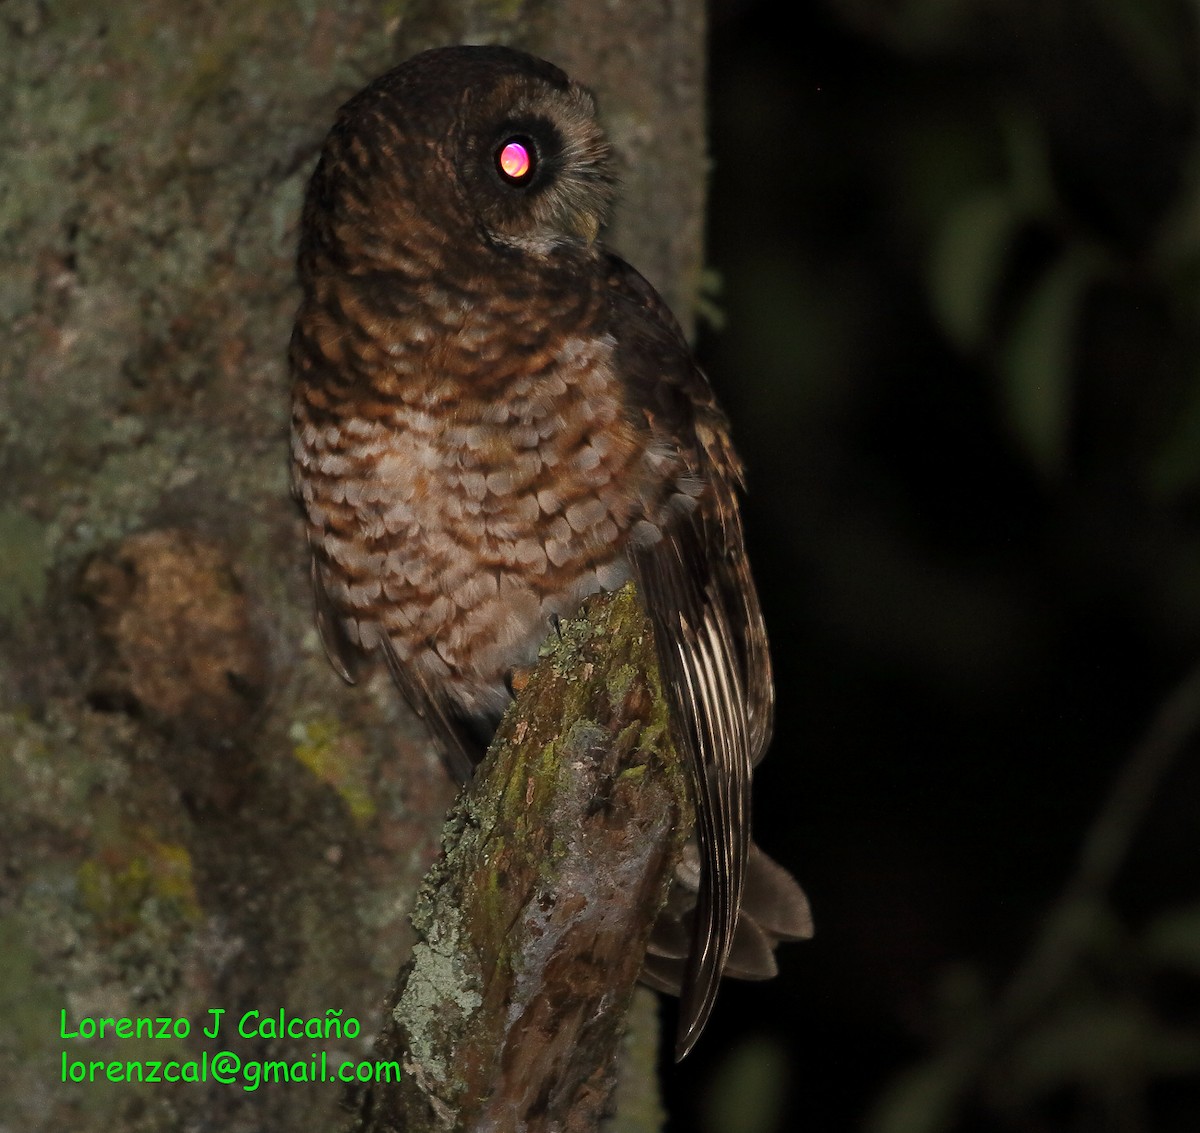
[351,586,690,1133]
[0,4,705,1131]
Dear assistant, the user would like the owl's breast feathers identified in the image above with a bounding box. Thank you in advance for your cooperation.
[290,241,695,726]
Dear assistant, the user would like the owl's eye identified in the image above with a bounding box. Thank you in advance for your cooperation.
[496,137,536,185]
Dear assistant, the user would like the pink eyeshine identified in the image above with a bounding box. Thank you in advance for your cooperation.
[498,140,532,181]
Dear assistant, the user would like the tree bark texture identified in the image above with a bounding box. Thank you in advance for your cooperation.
[352,587,689,1133]
[0,3,706,1132]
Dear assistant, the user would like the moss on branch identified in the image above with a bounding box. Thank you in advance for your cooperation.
[352,585,690,1133]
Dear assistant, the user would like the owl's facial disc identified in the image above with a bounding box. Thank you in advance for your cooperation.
[460,81,615,251]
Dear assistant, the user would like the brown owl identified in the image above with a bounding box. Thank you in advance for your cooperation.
[290,44,811,1058]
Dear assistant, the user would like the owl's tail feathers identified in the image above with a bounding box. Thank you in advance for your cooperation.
[640,842,813,1034]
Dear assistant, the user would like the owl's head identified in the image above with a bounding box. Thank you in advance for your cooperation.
[314,46,617,260]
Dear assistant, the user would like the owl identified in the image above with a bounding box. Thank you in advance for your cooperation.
[290,44,812,1057]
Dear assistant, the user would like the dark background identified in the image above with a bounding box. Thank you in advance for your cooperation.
[666,1,1200,1130]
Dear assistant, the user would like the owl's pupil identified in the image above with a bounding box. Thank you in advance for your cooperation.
[496,138,535,184]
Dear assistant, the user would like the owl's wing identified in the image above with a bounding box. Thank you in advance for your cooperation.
[309,553,481,783]
[310,554,364,685]
[605,255,775,1058]
[377,635,483,784]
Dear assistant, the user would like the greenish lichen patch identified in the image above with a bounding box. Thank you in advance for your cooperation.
[396,914,483,1085]
[0,507,49,619]
[76,828,201,938]
[290,716,377,824]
